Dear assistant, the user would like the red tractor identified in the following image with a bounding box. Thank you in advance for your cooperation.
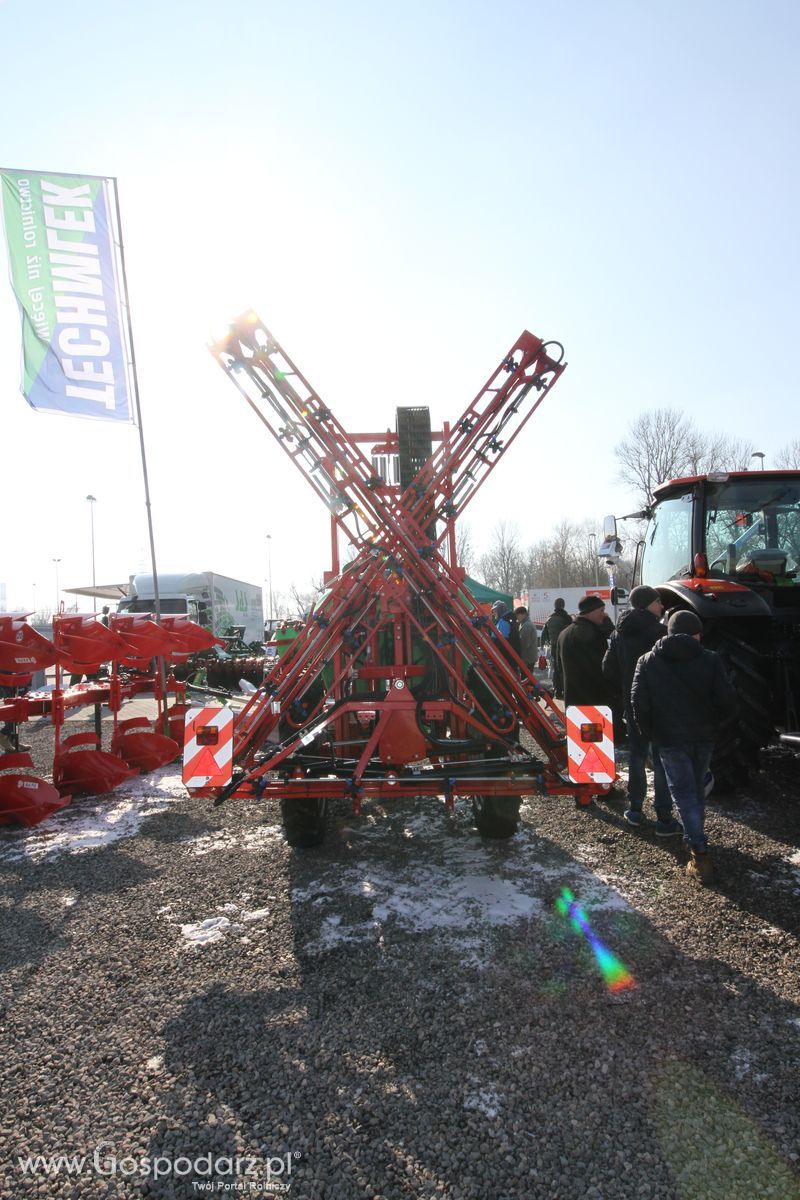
[185,312,607,846]
[614,470,800,783]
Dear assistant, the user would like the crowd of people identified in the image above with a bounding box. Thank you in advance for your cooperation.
[492,591,737,887]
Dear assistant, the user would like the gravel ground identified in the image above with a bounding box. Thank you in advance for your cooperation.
[1,709,799,1200]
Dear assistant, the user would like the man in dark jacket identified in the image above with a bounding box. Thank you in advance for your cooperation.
[603,585,678,834]
[631,610,737,885]
[558,595,613,707]
[543,598,572,698]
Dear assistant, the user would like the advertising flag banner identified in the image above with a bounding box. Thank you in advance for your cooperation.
[0,169,132,422]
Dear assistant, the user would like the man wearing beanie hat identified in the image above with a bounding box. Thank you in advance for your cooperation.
[631,610,737,884]
[557,595,613,708]
[603,586,679,834]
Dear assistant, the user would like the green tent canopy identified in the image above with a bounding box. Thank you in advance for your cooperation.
[463,576,514,611]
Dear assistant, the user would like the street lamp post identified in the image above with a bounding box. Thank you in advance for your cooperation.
[750,451,765,470]
[86,494,97,611]
[589,532,599,588]
[266,534,273,629]
[52,558,61,615]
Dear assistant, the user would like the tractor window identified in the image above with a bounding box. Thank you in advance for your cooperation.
[640,492,693,584]
[705,479,800,577]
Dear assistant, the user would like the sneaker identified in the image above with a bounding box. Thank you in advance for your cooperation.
[16,742,32,753]
[686,850,714,885]
[0,733,13,753]
[624,808,645,827]
[655,817,683,838]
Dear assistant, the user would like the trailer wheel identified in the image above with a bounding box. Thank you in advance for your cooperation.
[280,798,328,848]
[472,795,521,839]
[705,630,774,788]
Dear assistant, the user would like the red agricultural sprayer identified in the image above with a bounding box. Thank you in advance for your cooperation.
[185,313,606,846]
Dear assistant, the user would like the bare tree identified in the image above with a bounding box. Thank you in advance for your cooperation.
[522,519,607,589]
[455,522,474,572]
[477,521,526,594]
[614,409,696,505]
[288,578,326,617]
[616,409,756,505]
[699,433,755,472]
[776,438,800,469]
[269,592,291,620]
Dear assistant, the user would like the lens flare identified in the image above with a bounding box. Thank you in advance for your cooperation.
[555,887,636,993]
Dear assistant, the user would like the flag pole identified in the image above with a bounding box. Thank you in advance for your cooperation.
[109,177,168,717]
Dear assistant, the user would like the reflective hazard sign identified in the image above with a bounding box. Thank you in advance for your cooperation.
[183,706,234,788]
[565,705,615,785]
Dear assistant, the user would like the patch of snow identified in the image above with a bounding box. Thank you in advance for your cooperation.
[188,824,284,856]
[168,902,270,947]
[0,768,186,863]
[463,1078,503,1119]
[146,1055,164,1072]
[241,908,270,922]
[731,1047,754,1081]
[292,815,631,957]
[180,916,231,946]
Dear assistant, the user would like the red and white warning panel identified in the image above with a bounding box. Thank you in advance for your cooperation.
[183,706,234,789]
[565,705,615,785]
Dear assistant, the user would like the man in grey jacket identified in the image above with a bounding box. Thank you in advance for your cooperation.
[631,610,737,885]
[514,606,538,673]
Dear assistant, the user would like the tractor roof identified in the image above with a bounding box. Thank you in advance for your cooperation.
[653,469,800,499]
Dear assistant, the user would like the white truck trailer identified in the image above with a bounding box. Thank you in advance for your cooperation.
[524,585,628,628]
[119,572,264,642]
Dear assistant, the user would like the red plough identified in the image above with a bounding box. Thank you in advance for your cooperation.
[0,611,219,825]
[0,751,70,827]
[0,613,58,682]
[0,613,65,825]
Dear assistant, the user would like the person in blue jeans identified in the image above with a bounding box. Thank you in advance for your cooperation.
[602,585,678,835]
[631,610,737,885]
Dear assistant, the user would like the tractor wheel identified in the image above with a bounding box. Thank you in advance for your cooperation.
[280,798,328,848]
[705,630,774,788]
[472,795,521,839]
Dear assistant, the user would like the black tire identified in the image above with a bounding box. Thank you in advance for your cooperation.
[472,795,521,839]
[280,798,328,848]
[705,629,774,788]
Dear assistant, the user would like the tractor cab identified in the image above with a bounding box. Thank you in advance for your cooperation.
[637,472,800,606]
[612,470,800,778]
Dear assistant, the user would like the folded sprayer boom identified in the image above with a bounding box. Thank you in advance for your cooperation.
[193,313,602,843]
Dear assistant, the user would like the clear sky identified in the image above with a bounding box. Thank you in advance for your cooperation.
[1,0,797,614]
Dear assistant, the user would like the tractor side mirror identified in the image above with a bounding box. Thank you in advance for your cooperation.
[599,515,622,562]
[602,515,618,540]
